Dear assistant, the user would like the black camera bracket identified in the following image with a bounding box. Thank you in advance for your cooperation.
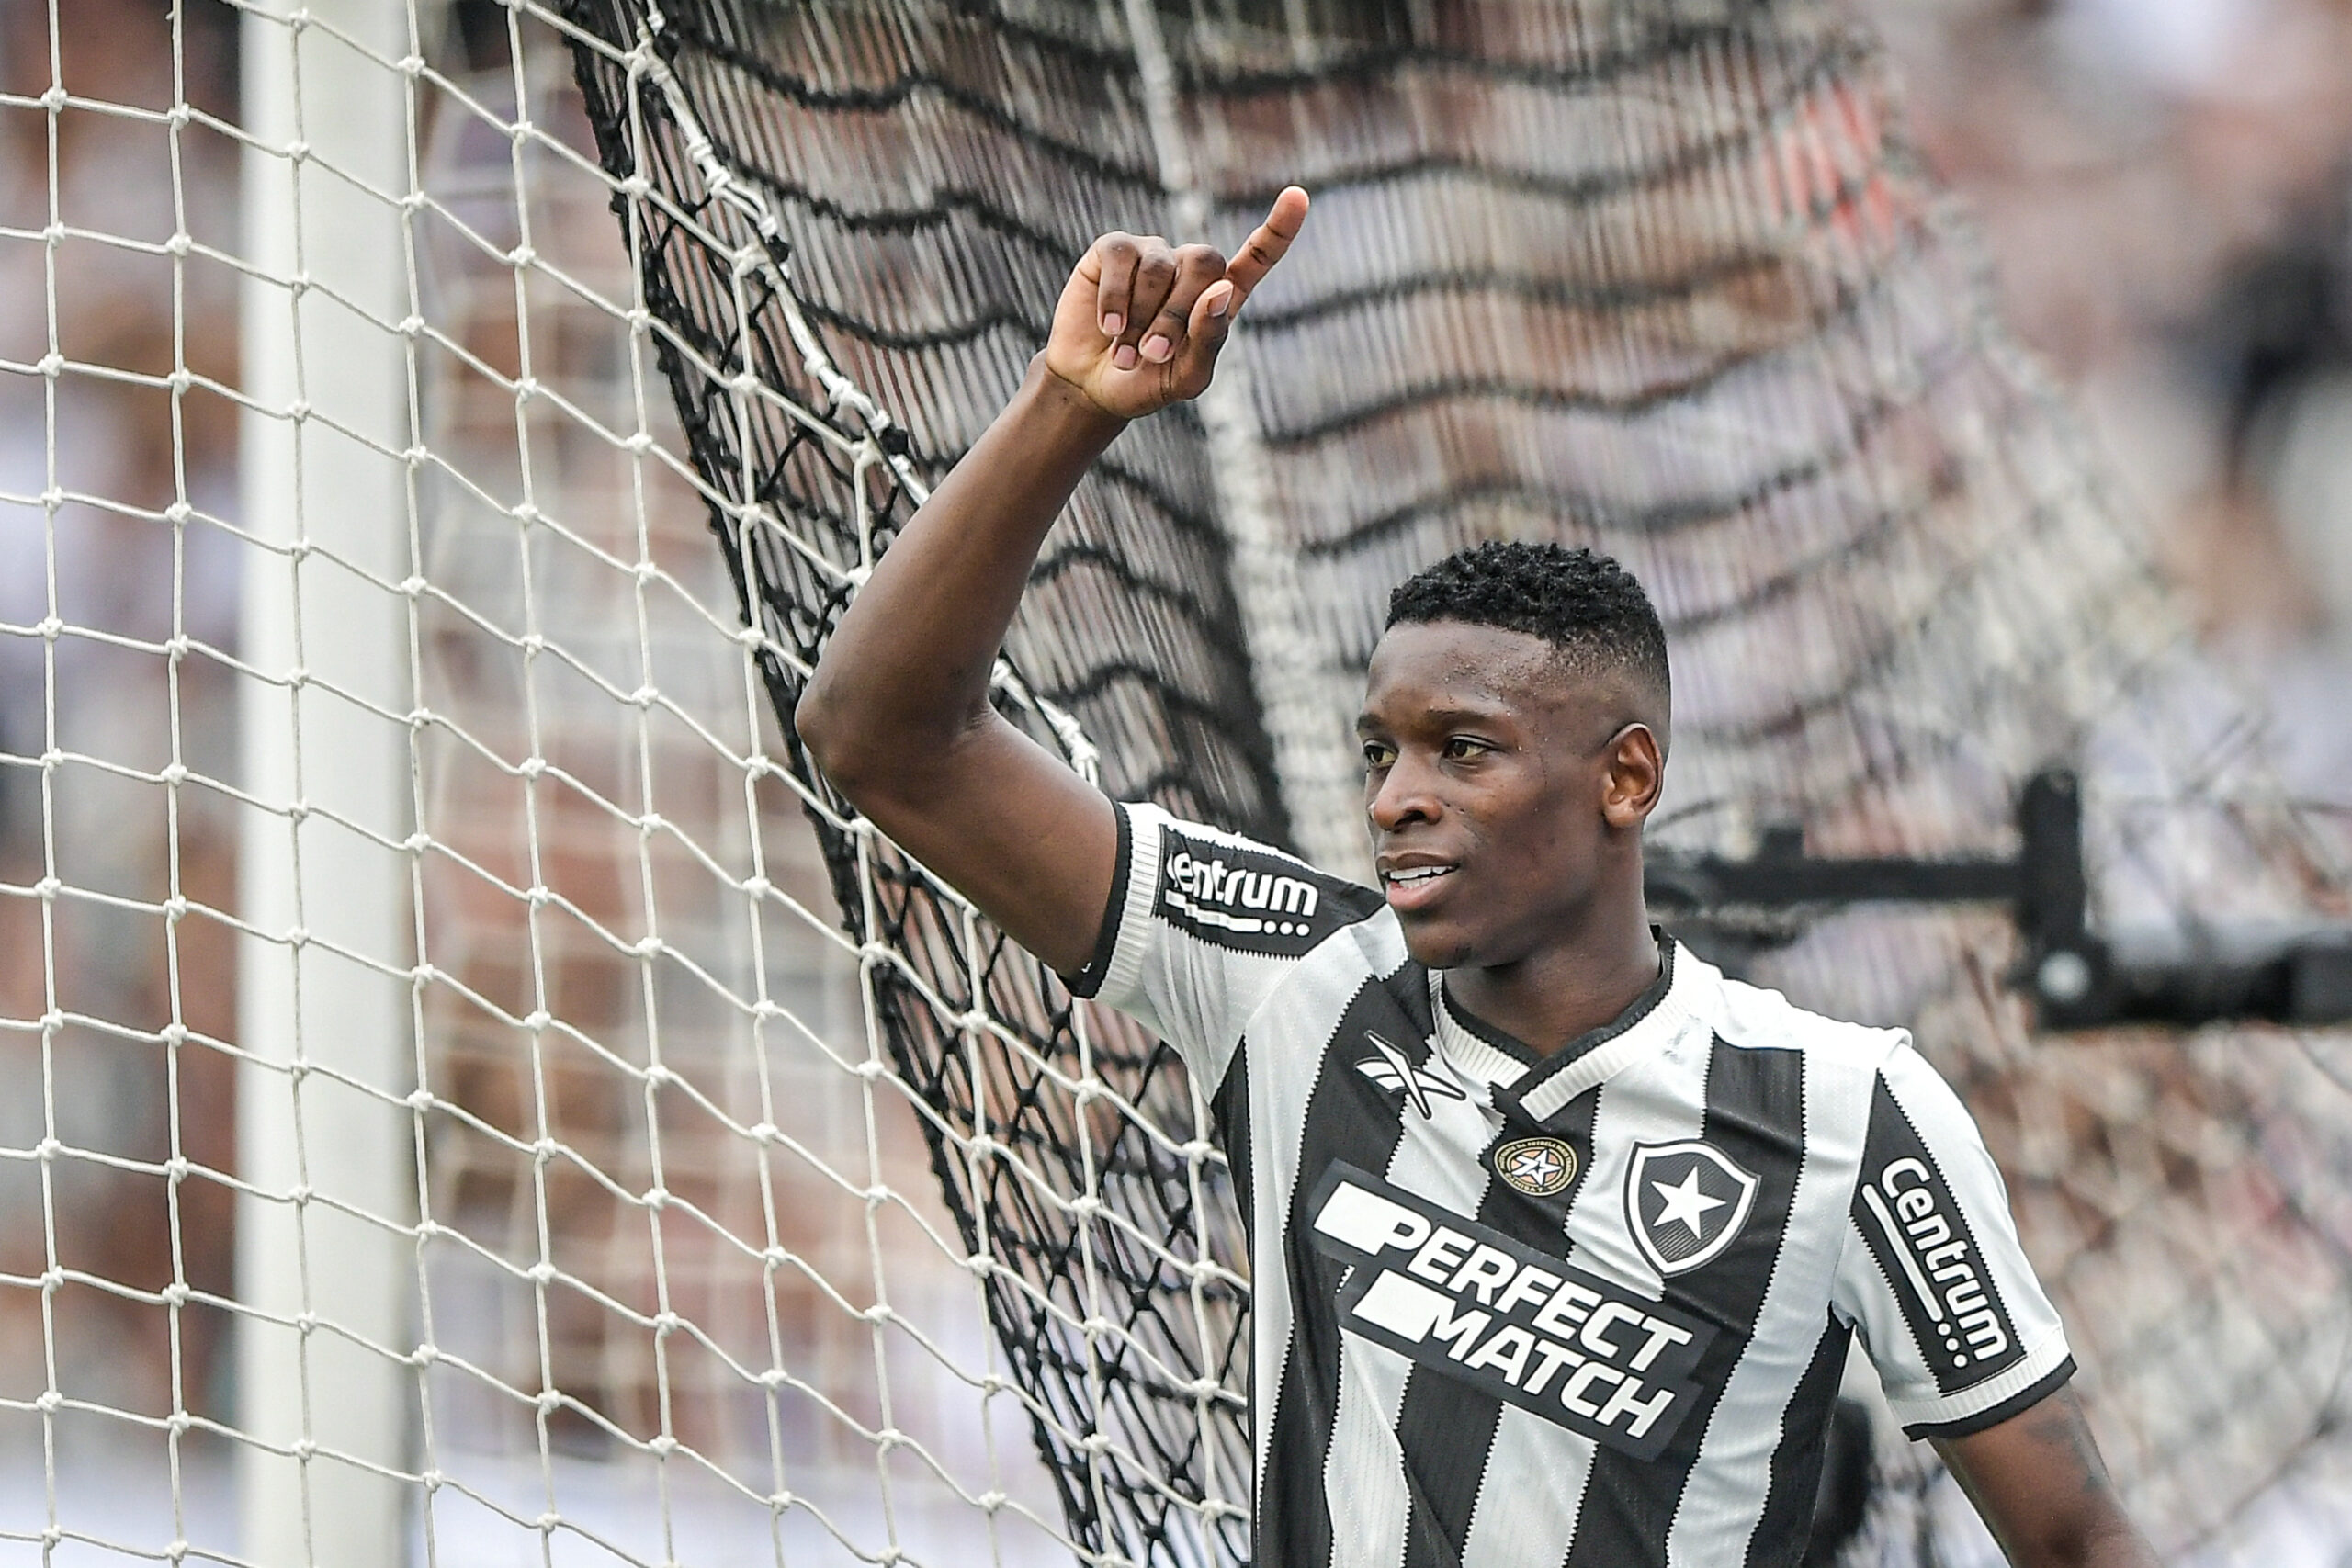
[1645,771,2352,1028]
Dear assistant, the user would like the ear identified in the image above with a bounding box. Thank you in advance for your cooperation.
[1600,723,1664,830]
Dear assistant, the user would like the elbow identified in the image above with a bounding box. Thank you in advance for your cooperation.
[2064,1508,2158,1568]
[2010,1483,2155,1568]
[794,672,938,807]
[794,677,866,791]
[796,658,989,810]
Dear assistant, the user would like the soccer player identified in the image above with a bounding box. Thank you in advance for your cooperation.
[796,188,2157,1568]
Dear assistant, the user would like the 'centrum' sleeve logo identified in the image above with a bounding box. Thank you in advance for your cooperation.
[1153,826,1340,956]
[1852,1077,2026,1393]
[1857,1155,2020,1385]
[1307,1163,1713,1461]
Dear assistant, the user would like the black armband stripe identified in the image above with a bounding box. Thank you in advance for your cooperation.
[1061,798,1132,1000]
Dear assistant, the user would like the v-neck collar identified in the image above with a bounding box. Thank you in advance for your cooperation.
[1431,934,1702,1127]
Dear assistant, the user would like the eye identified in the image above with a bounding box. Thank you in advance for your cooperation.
[1361,740,1395,769]
[1442,736,1488,761]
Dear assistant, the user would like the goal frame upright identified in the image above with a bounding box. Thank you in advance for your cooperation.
[234,3,422,1563]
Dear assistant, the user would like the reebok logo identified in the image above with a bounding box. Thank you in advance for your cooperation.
[1354,1032,1467,1120]
[1153,828,1335,955]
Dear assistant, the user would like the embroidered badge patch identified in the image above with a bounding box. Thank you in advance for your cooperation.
[1491,1135,1578,1198]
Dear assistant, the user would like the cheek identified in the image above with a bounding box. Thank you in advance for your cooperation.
[1505,788,1600,887]
[1469,794,1575,885]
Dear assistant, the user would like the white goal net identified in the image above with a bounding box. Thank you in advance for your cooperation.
[0,3,1170,1564]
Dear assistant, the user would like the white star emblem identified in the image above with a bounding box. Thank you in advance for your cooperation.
[1508,1145,1565,1187]
[1649,1165,1727,1239]
[1625,1140,1758,1275]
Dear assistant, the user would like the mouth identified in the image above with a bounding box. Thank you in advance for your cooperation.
[1380,862,1459,912]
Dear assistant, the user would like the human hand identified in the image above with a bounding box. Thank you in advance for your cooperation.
[1043,186,1309,420]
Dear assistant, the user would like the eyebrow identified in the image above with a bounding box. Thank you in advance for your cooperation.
[1355,702,1514,737]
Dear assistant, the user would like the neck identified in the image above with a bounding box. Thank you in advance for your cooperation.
[1444,902,1660,1059]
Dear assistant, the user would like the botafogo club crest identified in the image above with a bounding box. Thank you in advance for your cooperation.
[1625,1140,1759,1276]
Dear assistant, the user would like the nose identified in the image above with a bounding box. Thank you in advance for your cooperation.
[1368,749,1442,833]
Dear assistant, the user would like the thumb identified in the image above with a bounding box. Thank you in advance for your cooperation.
[1185,278,1238,360]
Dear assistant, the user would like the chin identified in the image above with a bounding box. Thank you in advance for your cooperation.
[1397,918,1482,971]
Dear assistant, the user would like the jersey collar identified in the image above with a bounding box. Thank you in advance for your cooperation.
[1432,934,1712,1126]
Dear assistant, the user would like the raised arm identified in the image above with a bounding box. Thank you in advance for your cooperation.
[1935,1386,2158,1568]
[795,187,1310,976]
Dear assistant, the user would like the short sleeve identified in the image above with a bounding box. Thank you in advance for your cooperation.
[1833,1039,2075,1438]
[1062,801,1382,1094]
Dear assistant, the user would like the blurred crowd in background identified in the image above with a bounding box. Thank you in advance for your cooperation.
[0,0,2346,1482]
[1880,0,2352,796]
[0,0,243,1419]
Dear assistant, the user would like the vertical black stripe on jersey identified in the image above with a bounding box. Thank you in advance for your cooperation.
[1395,1088,1605,1568]
[1563,1039,1805,1568]
[1852,1074,2024,1394]
[1744,1314,1852,1568]
[1260,974,1418,1568]
[1212,1039,1254,1248]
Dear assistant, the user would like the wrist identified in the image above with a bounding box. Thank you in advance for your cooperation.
[1023,352,1129,449]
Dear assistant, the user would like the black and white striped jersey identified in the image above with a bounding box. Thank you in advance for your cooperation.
[1069,802,2074,1568]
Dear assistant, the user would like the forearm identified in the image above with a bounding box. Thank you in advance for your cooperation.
[1937,1388,2158,1568]
[797,355,1124,789]
[784,196,1299,972]
[2074,1518,2160,1568]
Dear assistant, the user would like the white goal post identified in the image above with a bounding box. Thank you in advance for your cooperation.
[235,2,417,1562]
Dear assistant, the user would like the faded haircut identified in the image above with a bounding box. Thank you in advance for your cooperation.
[1385,540,1669,701]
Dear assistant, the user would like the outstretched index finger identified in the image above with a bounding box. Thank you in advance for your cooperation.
[1222,186,1309,310]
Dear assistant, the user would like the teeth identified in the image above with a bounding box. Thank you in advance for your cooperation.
[1389,866,1453,885]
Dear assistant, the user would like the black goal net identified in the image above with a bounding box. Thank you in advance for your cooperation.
[556,0,2352,1562]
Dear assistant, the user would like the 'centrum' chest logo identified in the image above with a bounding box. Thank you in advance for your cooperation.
[1625,1141,1758,1277]
[1492,1136,1578,1198]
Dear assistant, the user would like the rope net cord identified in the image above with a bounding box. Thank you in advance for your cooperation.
[0,5,2339,1568]
[0,2,1106,1564]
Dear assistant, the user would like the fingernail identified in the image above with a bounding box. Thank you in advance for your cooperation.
[1141,333,1171,362]
[1101,313,1122,337]
[1114,343,1138,370]
[1209,289,1231,319]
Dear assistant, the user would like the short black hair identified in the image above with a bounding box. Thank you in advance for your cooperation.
[1385,540,1669,697]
